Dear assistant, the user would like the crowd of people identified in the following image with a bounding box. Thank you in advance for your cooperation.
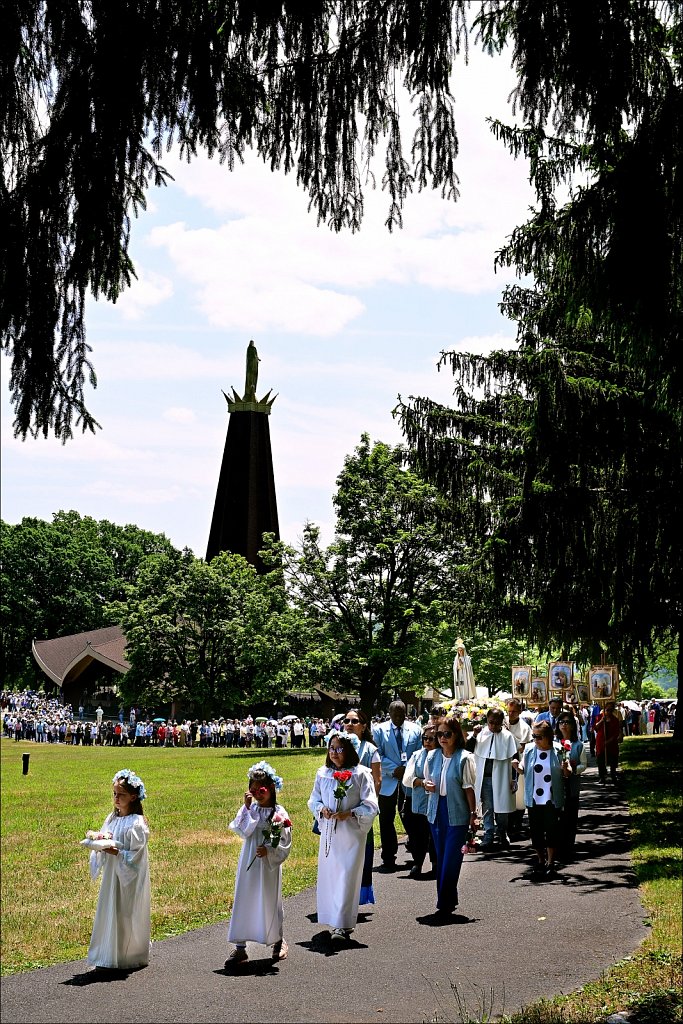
[2,687,674,753]
[0,691,339,748]
[80,689,666,974]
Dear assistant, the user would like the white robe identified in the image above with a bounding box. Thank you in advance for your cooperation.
[227,802,292,945]
[473,727,518,815]
[308,766,378,930]
[87,812,150,969]
[506,717,534,810]
[453,652,476,700]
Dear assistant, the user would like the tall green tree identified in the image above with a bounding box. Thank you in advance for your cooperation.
[398,4,681,730]
[271,435,462,712]
[0,511,177,685]
[108,549,335,716]
[5,2,672,441]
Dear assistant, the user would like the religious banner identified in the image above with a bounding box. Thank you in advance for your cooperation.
[548,661,573,698]
[529,677,548,707]
[574,680,590,704]
[589,666,615,701]
[511,666,532,698]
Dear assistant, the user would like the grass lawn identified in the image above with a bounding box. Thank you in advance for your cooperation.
[0,741,327,974]
[1,735,681,1024]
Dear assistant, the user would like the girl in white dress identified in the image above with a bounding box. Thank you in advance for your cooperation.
[86,769,151,971]
[340,710,381,905]
[226,761,292,966]
[308,733,378,942]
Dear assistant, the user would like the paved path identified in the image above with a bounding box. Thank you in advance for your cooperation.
[1,768,650,1024]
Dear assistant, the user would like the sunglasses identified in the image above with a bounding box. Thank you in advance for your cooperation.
[436,730,454,739]
[558,719,573,725]
[329,747,344,753]
[532,734,544,740]
[343,717,360,724]
[422,735,436,742]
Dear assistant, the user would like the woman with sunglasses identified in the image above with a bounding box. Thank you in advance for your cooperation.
[342,710,381,905]
[402,726,438,878]
[555,714,587,860]
[308,733,378,942]
[423,715,477,916]
[513,720,570,878]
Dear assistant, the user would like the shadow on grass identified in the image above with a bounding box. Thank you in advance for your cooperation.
[220,748,323,759]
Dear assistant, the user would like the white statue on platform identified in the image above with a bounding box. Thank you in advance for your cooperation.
[452,638,476,700]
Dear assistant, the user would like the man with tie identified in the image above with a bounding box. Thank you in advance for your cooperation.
[372,700,423,869]
[534,697,563,734]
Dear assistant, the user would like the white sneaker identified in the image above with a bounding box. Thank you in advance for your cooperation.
[330,928,346,941]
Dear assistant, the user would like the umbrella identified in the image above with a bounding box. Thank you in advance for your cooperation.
[254,716,268,723]
[622,701,642,711]
[153,717,166,722]
[267,719,278,725]
[281,714,299,722]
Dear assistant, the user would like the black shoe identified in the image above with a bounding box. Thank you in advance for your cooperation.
[530,862,546,878]
[498,836,511,850]
[423,868,437,880]
[478,841,495,853]
[379,860,396,872]
[544,863,557,880]
[408,866,423,879]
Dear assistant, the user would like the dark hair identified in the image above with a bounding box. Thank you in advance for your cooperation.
[507,698,523,709]
[345,708,373,744]
[439,715,466,749]
[555,715,578,741]
[430,704,446,718]
[533,721,554,742]
[248,770,277,805]
[112,778,144,817]
[486,708,505,723]
[325,735,360,769]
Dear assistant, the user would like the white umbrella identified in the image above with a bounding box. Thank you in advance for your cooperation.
[622,700,642,711]
[281,714,299,722]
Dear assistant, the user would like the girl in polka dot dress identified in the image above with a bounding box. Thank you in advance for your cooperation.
[513,720,571,879]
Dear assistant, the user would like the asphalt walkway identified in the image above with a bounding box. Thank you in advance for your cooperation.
[1,767,650,1024]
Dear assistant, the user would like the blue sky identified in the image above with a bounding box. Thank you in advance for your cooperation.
[1,48,535,556]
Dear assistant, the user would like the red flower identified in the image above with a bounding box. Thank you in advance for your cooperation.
[333,770,353,782]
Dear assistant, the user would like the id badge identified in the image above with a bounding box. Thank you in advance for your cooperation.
[401,751,407,763]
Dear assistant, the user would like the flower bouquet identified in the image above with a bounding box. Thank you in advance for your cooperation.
[558,739,572,763]
[246,811,292,870]
[80,830,122,851]
[331,769,353,826]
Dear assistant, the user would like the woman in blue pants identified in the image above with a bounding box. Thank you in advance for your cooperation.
[424,715,477,916]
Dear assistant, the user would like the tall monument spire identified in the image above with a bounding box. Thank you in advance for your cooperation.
[205,340,279,570]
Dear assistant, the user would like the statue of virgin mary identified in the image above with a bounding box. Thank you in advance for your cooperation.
[452,638,476,700]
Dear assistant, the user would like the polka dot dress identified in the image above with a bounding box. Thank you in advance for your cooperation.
[533,750,553,805]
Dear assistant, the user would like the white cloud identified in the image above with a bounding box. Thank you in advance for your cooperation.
[114,269,174,320]
[162,406,197,424]
[126,46,534,336]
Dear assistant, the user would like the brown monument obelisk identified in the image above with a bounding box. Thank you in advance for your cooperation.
[205,341,279,571]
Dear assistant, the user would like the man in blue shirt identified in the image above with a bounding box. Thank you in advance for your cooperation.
[535,697,563,734]
[372,700,422,869]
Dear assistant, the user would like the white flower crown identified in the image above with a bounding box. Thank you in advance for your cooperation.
[247,760,283,791]
[113,768,146,800]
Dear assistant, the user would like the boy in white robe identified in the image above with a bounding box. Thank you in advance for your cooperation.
[226,761,292,966]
